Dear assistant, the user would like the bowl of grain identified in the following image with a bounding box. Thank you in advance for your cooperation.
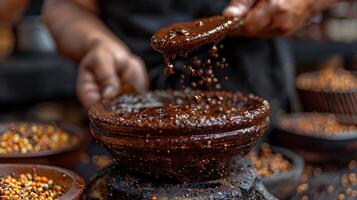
[275,112,357,163]
[0,122,87,168]
[0,164,85,199]
[248,144,304,200]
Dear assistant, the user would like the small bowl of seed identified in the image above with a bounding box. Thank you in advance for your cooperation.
[275,112,357,163]
[248,144,304,200]
[0,122,87,168]
[0,163,85,199]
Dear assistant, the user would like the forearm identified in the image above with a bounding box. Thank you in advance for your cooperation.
[43,0,126,62]
[0,0,29,25]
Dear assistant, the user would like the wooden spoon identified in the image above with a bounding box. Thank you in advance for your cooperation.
[150,15,243,73]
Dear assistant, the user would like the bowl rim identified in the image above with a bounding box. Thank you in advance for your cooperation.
[277,113,357,141]
[0,122,86,158]
[91,117,269,151]
[88,90,270,134]
[259,145,304,182]
[297,87,357,94]
[0,163,85,199]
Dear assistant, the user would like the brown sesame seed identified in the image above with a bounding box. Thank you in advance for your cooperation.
[0,123,79,154]
[0,173,63,199]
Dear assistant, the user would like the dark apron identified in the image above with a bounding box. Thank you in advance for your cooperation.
[99,0,295,125]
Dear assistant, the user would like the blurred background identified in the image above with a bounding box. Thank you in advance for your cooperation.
[0,0,356,124]
[0,0,80,124]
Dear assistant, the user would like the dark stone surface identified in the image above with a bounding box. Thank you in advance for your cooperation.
[86,159,277,200]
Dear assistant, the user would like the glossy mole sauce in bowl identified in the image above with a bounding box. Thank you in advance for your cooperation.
[89,90,270,182]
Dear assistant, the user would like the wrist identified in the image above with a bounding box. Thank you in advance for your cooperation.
[81,31,129,56]
[81,32,108,54]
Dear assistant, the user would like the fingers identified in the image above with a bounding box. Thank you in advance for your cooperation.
[230,0,313,37]
[84,47,121,99]
[223,0,256,18]
[77,46,122,109]
[77,42,149,109]
[241,0,272,37]
[268,0,312,36]
[121,56,149,93]
[76,65,100,109]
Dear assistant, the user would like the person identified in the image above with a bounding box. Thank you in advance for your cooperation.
[43,0,340,119]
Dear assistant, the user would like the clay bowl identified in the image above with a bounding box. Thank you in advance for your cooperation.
[0,122,88,169]
[89,90,270,183]
[260,146,304,200]
[274,113,357,163]
[0,164,85,199]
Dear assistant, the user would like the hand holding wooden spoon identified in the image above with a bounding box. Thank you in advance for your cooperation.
[223,0,341,37]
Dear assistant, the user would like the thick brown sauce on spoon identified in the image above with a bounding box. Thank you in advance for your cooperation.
[151,15,240,75]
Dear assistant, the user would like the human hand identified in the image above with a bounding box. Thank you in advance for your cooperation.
[223,0,331,37]
[77,39,148,109]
